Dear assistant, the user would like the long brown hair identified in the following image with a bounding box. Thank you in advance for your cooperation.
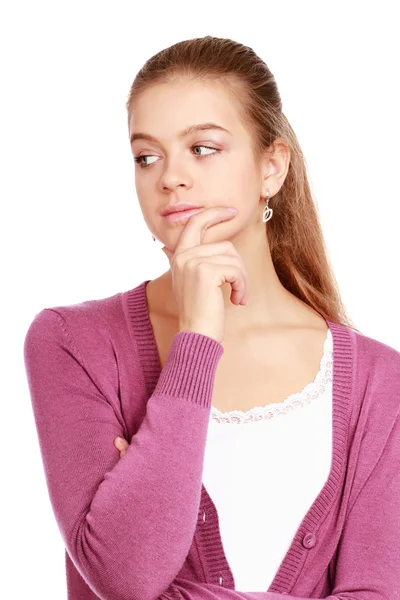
[126,35,360,333]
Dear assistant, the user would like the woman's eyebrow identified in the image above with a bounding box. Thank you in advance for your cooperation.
[130,122,232,144]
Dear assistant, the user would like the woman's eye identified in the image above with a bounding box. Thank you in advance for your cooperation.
[134,155,157,168]
[134,145,218,169]
[192,145,217,157]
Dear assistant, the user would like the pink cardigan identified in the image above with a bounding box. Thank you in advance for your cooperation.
[23,280,400,600]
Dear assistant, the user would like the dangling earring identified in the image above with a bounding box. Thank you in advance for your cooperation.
[152,235,156,241]
[262,187,273,223]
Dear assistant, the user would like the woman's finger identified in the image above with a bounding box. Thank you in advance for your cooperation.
[114,436,129,450]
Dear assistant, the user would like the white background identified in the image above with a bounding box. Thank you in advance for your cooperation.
[1,1,399,597]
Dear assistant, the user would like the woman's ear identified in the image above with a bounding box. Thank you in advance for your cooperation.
[260,139,291,197]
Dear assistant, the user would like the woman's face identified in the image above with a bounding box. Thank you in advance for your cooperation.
[128,78,268,249]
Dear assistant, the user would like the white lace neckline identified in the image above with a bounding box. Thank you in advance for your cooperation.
[210,328,333,425]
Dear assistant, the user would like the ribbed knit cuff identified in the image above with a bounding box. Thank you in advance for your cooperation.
[152,331,224,408]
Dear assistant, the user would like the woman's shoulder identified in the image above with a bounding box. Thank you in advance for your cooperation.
[348,326,400,441]
[351,325,400,377]
[26,280,147,341]
[23,282,148,375]
[26,289,123,344]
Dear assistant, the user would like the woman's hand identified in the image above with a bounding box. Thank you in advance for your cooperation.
[161,206,248,344]
[114,436,129,458]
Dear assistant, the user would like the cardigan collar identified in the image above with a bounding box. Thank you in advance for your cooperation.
[125,279,355,593]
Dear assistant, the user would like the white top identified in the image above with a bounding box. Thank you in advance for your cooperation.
[202,328,333,592]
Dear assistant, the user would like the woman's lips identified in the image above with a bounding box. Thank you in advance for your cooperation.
[163,207,205,222]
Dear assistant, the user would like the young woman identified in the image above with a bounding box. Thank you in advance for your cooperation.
[24,36,400,600]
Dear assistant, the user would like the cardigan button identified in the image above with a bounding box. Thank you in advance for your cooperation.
[302,533,316,548]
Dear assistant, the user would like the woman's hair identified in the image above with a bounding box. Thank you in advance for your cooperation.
[126,35,360,333]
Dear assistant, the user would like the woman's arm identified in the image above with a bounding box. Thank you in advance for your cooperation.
[24,307,224,600]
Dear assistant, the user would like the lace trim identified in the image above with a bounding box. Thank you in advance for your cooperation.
[210,329,333,424]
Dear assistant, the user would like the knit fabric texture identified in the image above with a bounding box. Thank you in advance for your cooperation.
[23,279,400,599]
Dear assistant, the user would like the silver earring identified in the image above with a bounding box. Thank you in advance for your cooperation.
[262,188,273,223]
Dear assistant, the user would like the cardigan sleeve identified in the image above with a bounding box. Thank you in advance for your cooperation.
[161,405,400,600]
[23,307,224,600]
[326,401,400,599]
